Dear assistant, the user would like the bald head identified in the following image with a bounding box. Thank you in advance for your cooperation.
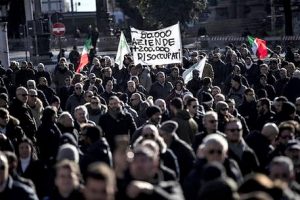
[261,123,279,141]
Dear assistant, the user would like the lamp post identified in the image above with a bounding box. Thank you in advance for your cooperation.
[0,2,10,68]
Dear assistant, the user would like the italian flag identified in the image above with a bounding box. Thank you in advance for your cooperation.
[76,38,92,73]
[247,36,268,59]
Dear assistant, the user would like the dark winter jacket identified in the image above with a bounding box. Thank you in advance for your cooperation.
[9,98,37,141]
[0,176,38,200]
[98,110,136,150]
[172,110,198,145]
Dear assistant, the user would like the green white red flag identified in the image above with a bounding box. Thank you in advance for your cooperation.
[247,36,268,59]
[76,38,92,73]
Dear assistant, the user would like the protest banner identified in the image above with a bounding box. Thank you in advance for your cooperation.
[130,23,182,65]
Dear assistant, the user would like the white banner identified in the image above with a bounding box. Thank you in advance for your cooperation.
[130,23,182,65]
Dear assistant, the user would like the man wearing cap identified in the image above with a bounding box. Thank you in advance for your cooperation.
[83,73,104,94]
[198,91,214,112]
[0,152,38,199]
[131,106,162,144]
[159,120,195,184]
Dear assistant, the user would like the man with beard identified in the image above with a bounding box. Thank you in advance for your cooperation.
[98,96,136,150]
[254,98,275,131]
[238,88,257,131]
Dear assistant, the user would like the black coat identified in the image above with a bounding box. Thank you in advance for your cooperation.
[17,158,46,198]
[227,141,260,175]
[161,149,180,179]
[15,68,35,87]
[284,77,300,102]
[80,138,113,176]
[0,176,38,200]
[245,131,274,171]
[169,135,195,184]
[36,122,62,165]
[35,71,52,86]
[45,186,84,200]
[183,158,243,200]
[4,116,24,148]
[98,111,136,150]
[9,98,37,141]
[116,169,184,200]
[254,111,275,132]
[238,100,257,131]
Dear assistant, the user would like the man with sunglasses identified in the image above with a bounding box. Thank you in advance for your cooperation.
[184,134,243,200]
[159,120,195,184]
[9,87,37,142]
[225,118,259,176]
[192,111,224,152]
[65,83,85,116]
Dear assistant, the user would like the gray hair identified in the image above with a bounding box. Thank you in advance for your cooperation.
[270,156,294,174]
[203,134,228,152]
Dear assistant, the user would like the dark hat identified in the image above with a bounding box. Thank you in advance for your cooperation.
[281,101,296,115]
[231,75,241,84]
[201,162,226,182]
[0,93,8,103]
[160,120,178,134]
[60,133,78,147]
[259,74,267,79]
[286,140,300,150]
[146,106,161,118]
[201,92,213,103]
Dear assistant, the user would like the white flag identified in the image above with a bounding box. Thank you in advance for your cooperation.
[182,57,206,84]
[115,32,131,69]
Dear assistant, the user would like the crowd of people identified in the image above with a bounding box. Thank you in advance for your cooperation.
[1,42,300,200]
